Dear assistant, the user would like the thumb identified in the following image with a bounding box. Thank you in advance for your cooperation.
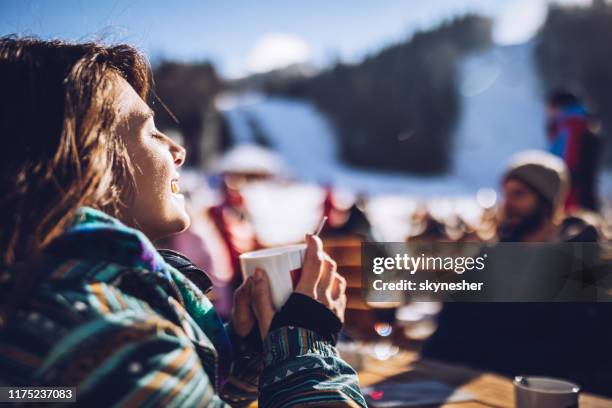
[231,277,255,337]
[252,268,275,312]
[251,268,276,338]
[234,277,252,307]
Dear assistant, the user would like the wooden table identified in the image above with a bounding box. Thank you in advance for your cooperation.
[358,351,612,407]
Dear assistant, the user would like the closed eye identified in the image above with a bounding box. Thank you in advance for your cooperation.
[151,131,165,140]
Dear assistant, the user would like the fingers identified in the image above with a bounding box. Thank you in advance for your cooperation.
[331,273,347,300]
[335,293,347,323]
[326,275,347,324]
[316,254,336,306]
[294,235,347,325]
[334,274,347,322]
[251,268,276,339]
[295,234,324,298]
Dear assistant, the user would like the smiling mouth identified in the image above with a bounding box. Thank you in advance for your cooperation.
[171,179,180,194]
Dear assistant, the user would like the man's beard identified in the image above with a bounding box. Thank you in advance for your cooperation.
[498,202,549,242]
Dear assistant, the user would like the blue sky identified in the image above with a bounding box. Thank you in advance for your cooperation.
[0,0,593,78]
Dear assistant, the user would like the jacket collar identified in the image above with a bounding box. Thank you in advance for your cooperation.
[45,206,169,282]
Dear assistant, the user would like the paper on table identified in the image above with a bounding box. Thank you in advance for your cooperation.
[363,380,475,407]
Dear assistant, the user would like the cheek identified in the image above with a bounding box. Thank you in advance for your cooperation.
[516,195,536,212]
[503,199,523,217]
[130,143,171,200]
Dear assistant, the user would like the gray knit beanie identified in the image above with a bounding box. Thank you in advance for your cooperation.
[503,150,570,207]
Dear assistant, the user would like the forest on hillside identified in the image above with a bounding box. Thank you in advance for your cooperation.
[263,15,493,174]
[149,2,612,172]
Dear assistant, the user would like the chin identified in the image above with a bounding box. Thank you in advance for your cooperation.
[177,212,191,232]
[152,206,191,240]
[169,208,191,234]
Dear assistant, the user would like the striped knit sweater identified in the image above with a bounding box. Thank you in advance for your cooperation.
[0,207,366,407]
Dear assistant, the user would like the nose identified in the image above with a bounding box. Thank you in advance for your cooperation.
[169,138,186,167]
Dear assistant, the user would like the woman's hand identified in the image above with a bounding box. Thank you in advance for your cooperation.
[232,234,346,340]
[231,269,276,339]
[231,277,255,337]
[295,234,347,323]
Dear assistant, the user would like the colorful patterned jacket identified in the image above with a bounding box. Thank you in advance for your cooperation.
[0,207,366,407]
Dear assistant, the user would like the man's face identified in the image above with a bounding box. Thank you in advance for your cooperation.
[499,178,550,241]
[501,179,540,227]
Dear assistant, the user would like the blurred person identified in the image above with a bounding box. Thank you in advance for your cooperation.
[498,150,599,242]
[0,37,365,407]
[406,212,450,242]
[207,171,263,278]
[320,188,372,239]
[498,150,569,242]
[205,145,284,317]
[546,89,602,212]
[423,150,611,396]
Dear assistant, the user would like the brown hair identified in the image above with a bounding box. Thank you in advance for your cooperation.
[0,36,150,266]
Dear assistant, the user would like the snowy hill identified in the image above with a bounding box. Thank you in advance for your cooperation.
[452,41,546,187]
[218,41,610,198]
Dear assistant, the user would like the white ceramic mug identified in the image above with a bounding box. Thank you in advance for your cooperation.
[514,376,580,408]
[240,244,307,309]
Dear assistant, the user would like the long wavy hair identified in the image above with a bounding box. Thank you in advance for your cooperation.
[0,37,155,325]
[0,36,150,266]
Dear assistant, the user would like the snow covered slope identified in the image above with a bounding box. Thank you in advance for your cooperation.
[219,41,610,197]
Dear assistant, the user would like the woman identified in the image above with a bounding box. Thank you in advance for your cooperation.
[0,37,366,407]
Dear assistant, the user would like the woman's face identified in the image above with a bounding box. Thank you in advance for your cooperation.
[114,75,190,240]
